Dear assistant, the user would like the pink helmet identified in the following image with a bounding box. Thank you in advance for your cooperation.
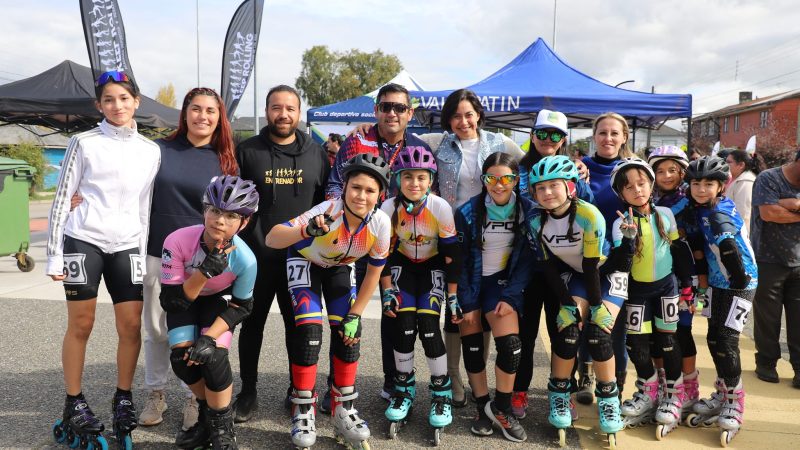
[392,145,437,174]
[648,145,689,169]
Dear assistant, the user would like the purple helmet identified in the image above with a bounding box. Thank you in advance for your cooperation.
[202,175,259,216]
[648,145,689,169]
[392,146,437,174]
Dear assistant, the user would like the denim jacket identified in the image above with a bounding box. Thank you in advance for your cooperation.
[434,130,509,206]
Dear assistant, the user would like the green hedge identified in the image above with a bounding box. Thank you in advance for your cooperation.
[0,141,48,192]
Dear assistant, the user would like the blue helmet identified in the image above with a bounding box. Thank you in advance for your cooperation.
[528,155,579,186]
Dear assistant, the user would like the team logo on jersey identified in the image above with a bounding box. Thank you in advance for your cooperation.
[542,230,581,244]
[162,249,172,262]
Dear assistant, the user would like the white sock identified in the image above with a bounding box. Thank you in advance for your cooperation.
[394,350,414,374]
[427,354,447,377]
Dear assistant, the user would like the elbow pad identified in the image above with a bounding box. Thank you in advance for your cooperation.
[440,242,462,284]
[219,296,254,328]
[718,238,751,289]
[582,257,602,306]
[159,284,193,313]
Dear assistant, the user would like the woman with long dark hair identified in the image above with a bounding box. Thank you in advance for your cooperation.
[725,149,765,240]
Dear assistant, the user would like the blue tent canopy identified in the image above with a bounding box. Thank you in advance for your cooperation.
[410,38,692,130]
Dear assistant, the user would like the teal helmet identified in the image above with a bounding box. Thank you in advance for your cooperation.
[528,155,579,187]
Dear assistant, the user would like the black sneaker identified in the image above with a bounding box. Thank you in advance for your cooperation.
[792,371,800,389]
[484,400,527,442]
[231,391,258,423]
[470,405,493,436]
[755,365,779,383]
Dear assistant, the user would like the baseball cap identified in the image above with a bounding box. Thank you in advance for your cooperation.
[534,109,568,135]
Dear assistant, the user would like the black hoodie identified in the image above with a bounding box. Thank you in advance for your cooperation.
[237,127,329,259]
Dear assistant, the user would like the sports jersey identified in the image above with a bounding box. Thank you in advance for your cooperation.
[288,199,391,268]
[481,194,518,275]
[527,199,608,272]
[380,194,457,263]
[655,183,699,236]
[161,225,257,300]
[612,206,680,282]
[693,197,758,290]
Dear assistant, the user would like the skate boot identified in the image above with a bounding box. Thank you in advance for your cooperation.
[656,368,667,402]
[547,379,572,447]
[331,385,370,449]
[385,371,416,439]
[596,381,623,450]
[52,394,108,449]
[575,361,595,405]
[655,376,684,440]
[290,390,316,450]
[681,370,700,420]
[207,406,237,450]
[429,375,453,445]
[176,399,209,449]
[469,398,493,436]
[718,380,744,447]
[485,399,527,442]
[510,391,527,419]
[111,390,137,449]
[620,374,659,428]
[686,378,725,427]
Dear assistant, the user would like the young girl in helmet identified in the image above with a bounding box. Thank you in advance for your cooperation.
[526,155,624,448]
[453,151,535,443]
[378,145,461,442]
[158,175,259,449]
[683,156,757,446]
[265,154,392,450]
[648,145,707,420]
[608,158,694,439]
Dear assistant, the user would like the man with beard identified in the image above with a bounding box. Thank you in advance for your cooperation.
[232,85,330,421]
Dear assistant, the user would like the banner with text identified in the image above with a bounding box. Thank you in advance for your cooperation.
[79,0,137,87]
[221,0,264,120]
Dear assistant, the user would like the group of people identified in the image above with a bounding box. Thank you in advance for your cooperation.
[44,70,799,450]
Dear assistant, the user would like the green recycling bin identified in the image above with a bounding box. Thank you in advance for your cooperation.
[0,156,36,272]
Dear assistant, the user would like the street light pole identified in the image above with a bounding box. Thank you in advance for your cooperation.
[552,0,558,51]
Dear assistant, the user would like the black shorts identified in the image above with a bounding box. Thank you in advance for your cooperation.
[62,236,143,303]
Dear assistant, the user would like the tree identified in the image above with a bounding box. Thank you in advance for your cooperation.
[156,83,176,108]
[0,141,47,193]
[296,46,402,107]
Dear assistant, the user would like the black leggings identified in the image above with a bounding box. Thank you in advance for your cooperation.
[514,272,559,392]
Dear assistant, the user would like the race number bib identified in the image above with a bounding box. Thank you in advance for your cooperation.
[430,270,446,301]
[390,266,402,289]
[607,272,629,299]
[625,304,644,333]
[129,254,144,285]
[286,258,312,289]
[701,288,713,319]
[660,295,679,324]
[724,296,753,332]
[63,254,87,284]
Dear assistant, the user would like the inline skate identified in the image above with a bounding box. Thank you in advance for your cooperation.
[428,374,452,446]
[52,394,108,450]
[385,371,415,439]
[686,378,725,427]
[332,385,370,449]
[621,374,658,428]
[596,381,623,450]
[655,377,684,440]
[718,380,745,447]
[547,379,572,447]
[111,391,137,450]
[290,389,316,449]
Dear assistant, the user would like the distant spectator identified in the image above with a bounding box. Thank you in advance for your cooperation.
[326,133,343,165]
[750,149,800,388]
[688,148,704,161]
[726,150,766,240]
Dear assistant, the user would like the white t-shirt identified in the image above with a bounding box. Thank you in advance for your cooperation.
[456,138,482,208]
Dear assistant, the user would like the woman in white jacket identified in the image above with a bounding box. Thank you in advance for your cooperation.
[725,149,766,241]
[48,71,160,448]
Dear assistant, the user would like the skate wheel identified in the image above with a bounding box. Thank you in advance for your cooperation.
[607,433,617,450]
[685,413,700,428]
[720,430,730,448]
[433,428,441,446]
[53,419,67,443]
[656,424,665,441]
[558,428,566,447]
[388,421,399,439]
[68,433,81,449]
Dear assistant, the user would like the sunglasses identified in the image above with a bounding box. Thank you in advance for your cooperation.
[481,174,518,186]
[95,70,130,87]
[534,129,565,143]
[377,102,410,114]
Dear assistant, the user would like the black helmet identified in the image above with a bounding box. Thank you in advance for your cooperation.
[341,153,391,191]
[685,156,730,182]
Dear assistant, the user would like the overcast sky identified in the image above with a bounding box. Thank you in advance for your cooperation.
[3,0,800,121]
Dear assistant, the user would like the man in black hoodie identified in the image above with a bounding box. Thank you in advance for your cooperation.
[232,85,329,422]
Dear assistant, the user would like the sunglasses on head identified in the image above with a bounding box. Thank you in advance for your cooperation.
[377,102,410,114]
[481,174,518,186]
[95,70,130,87]
[534,129,565,143]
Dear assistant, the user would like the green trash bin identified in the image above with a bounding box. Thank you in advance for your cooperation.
[0,156,36,272]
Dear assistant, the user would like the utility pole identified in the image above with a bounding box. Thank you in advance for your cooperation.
[552,0,558,50]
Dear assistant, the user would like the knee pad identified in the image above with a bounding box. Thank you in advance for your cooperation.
[201,348,233,392]
[494,334,522,374]
[552,323,580,360]
[654,330,678,355]
[715,328,742,381]
[417,314,445,358]
[170,347,202,386]
[676,325,697,357]
[461,333,485,374]
[625,333,652,368]
[394,312,418,354]
[332,330,360,363]
[292,324,323,366]
[586,323,614,362]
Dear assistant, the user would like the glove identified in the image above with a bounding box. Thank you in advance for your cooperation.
[590,304,614,330]
[305,213,336,237]
[187,335,217,364]
[678,286,694,312]
[620,214,638,240]
[556,305,580,332]
[341,313,362,340]
[382,288,399,315]
[447,293,463,320]
[695,287,708,313]
[199,244,229,279]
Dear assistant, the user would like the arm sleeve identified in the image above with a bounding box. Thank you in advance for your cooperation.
[582,257,603,306]
[542,257,575,306]
[670,238,694,288]
[718,238,750,288]
[46,136,84,275]
[603,236,635,275]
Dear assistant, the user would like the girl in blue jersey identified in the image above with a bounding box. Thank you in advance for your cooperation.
[683,156,758,446]
[609,158,695,439]
[527,155,624,448]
